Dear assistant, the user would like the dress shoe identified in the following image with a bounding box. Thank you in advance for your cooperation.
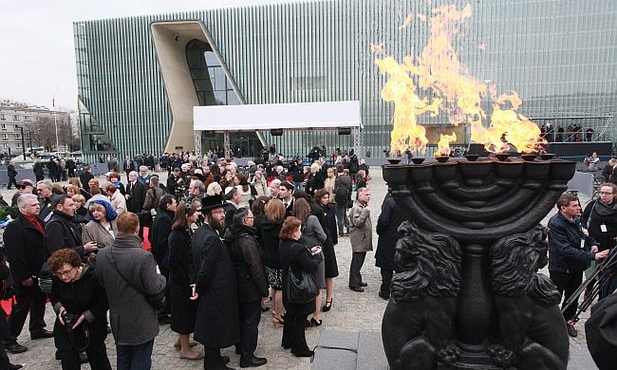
[359,282,368,287]
[310,318,322,327]
[240,355,268,368]
[349,286,364,292]
[3,364,23,370]
[378,291,390,300]
[566,320,578,338]
[322,298,333,312]
[292,349,314,358]
[79,352,89,364]
[5,342,27,354]
[31,329,54,339]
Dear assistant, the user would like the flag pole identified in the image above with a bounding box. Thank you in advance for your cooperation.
[53,97,59,152]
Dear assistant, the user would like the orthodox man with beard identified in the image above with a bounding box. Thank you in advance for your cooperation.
[191,195,239,370]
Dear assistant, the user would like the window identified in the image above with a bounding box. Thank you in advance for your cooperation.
[16,142,21,148]
[13,115,19,121]
[1,124,5,130]
[2,134,7,140]
[24,116,30,121]
[0,114,4,120]
[14,134,20,139]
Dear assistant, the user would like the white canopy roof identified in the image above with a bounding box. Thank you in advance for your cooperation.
[193,101,361,131]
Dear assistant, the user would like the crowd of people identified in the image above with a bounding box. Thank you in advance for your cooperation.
[0,150,385,370]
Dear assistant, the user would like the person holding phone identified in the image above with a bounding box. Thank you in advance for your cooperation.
[81,200,118,251]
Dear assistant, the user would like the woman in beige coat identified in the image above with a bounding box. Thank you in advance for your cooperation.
[348,187,372,292]
[82,200,119,249]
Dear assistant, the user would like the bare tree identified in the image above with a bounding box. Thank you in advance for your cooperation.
[26,115,74,151]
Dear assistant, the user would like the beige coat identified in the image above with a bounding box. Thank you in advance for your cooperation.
[349,200,373,252]
[110,190,127,215]
[82,219,118,249]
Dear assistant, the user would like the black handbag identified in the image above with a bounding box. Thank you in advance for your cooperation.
[286,254,319,304]
[106,247,166,311]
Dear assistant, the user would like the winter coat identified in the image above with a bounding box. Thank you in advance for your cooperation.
[349,200,373,253]
[224,224,269,303]
[581,199,617,251]
[81,219,118,249]
[4,214,46,282]
[149,208,175,268]
[260,219,284,269]
[50,264,108,351]
[96,233,166,346]
[109,190,126,215]
[279,238,323,315]
[44,211,85,257]
[192,223,240,348]
[168,228,197,334]
[548,212,597,274]
[375,196,405,271]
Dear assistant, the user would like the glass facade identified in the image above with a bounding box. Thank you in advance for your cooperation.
[74,0,617,160]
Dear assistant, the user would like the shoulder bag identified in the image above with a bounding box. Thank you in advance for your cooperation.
[285,246,319,304]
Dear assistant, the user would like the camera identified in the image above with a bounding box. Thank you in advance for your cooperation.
[63,313,78,330]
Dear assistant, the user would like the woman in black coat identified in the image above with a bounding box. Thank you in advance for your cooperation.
[313,189,339,312]
[375,195,406,300]
[0,251,21,370]
[168,203,203,360]
[48,249,111,370]
[279,217,323,357]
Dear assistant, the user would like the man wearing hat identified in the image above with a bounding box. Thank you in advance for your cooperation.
[11,179,34,207]
[191,195,239,370]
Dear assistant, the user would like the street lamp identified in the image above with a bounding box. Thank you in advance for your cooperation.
[16,125,26,160]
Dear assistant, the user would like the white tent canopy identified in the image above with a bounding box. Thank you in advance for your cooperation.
[193,101,362,131]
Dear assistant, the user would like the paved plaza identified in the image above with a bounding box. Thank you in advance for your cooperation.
[0,166,600,369]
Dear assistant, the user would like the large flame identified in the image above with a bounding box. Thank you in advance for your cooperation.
[437,133,457,156]
[376,3,546,155]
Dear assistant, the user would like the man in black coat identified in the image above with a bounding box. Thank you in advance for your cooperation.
[224,208,268,368]
[334,164,352,236]
[375,195,405,300]
[35,180,54,222]
[79,166,95,193]
[65,158,76,178]
[44,195,98,258]
[148,194,177,324]
[191,195,239,370]
[4,194,52,353]
[32,159,44,182]
[6,160,18,190]
[125,171,147,236]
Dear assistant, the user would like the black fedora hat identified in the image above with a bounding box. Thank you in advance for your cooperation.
[200,194,226,212]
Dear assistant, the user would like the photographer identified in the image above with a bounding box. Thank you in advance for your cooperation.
[48,249,111,370]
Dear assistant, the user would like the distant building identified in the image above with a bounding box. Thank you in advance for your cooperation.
[74,0,617,161]
[0,106,69,156]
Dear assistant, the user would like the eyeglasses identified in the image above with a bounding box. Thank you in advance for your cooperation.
[600,192,614,195]
[54,267,77,278]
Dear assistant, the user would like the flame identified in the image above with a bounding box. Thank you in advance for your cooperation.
[437,133,457,156]
[375,3,546,156]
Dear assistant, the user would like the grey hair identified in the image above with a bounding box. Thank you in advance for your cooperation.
[36,179,52,189]
[193,180,205,193]
[17,194,38,210]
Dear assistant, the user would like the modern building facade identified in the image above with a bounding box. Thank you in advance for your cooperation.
[74,0,617,161]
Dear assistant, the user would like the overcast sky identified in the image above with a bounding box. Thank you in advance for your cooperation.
[0,0,303,111]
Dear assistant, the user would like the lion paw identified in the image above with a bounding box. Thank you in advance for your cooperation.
[487,344,515,368]
[436,345,460,366]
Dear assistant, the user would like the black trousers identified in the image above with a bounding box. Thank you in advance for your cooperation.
[550,270,583,322]
[238,300,261,362]
[8,283,47,342]
[0,308,14,369]
[204,347,225,370]
[59,340,111,370]
[6,177,17,190]
[380,269,393,296]
[349,252,367,288]
[281,310,309,355]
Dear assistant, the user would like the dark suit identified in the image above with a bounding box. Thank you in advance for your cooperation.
[6,164,18,190]
[192,223,239,369]
[3,214,48,343]
[126,181,147,213]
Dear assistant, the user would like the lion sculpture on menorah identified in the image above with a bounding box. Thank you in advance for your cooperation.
[382,221,462,370]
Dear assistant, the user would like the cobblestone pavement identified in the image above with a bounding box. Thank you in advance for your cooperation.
[0,167,598,369]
